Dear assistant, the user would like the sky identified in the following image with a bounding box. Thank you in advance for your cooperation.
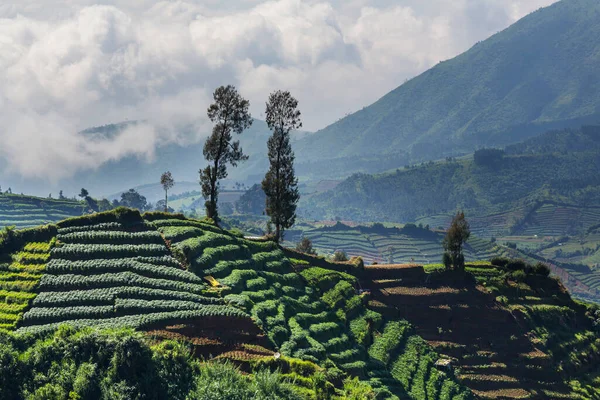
[0,0,559,182]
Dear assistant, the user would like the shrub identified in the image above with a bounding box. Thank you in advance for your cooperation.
[533,262,551,277]
[511,270,527,282]
[350,256,364,270]
[506,259,528,271]
[442,252,451,269]
[332,251,349,262]
[490,257,510,267]
[296,237,316,255]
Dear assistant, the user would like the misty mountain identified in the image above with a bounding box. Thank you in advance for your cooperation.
[294,0,600,175]
[0,120,311,198]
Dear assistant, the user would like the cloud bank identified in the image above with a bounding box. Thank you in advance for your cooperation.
[0,0,558,181]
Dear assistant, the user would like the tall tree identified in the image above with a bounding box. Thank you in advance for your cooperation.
[262,90,301,242]
[200,85,252,224]
[443,211,471,270]
[160,171,175,212]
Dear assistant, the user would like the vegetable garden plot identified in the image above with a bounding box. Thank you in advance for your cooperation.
[0,241,53,330]
[18,221,258,333]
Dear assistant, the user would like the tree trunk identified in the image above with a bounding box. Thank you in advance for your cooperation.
[165,189,168,212]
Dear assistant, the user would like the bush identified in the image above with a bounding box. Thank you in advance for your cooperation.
[296,237,316,255]
[332,251,348,262]
[442,252,452,269]
[533,262,551,277]
[510,270,527,282]
[506,259,528,271]
[350,256,364,270]
[490,257,509,267]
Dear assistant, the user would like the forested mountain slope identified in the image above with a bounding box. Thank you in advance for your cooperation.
[294,0,600,176]
[303,126,600,228]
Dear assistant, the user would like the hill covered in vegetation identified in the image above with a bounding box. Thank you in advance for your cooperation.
[0,194,84,229]
[303,126,600,235]
[0,209,599,398]
[293,0,600,178]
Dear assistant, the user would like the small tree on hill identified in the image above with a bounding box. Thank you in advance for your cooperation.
[200,85,252,225]
[78,188,89,199]
[160,171,175,212]
[296,237,316,255]
[443,211,471,270]
[262,90,301,242]
[332,250,348,262]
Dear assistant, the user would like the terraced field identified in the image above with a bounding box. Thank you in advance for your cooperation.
[0,209,475,399]
[516,203,600,237]
[17,219,251,335]
[362,263,600,399]
[0,194,83,229]
[293,225,507,265]
[150,214,470,398]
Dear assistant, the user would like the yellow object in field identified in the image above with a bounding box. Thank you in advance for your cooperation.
[204,275,221,287]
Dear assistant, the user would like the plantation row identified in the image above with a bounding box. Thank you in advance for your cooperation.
[45,258,200,283]
[0,194,83,229]
[57,229,165,244]
[21,302,243,326]
[17,308,250,335]
[16,220,255,333]
[300,227,504,264]
[52,243,169,260]
[0,241,53,329]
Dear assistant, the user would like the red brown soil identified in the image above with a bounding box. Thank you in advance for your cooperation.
[361,265,575,400]
[144,315,273,360]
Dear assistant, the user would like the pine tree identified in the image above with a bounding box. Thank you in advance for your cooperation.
[262,90,301,242]
[200,85,252,224]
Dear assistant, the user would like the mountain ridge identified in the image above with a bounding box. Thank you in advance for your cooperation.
[294,0,600,169]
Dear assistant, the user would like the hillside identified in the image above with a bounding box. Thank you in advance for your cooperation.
[293,0,600,176]
[1,209,599,398]
[303,126,600,232]
[0,193,83,229]
[285,223,503,265]
[0,209,472,399]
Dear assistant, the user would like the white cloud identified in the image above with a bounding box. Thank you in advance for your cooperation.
[0,0,559,181]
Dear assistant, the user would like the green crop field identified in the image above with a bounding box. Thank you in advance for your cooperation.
[0,194,83,229]
[287,224,509,265]
[2,208,600,399]
[0,208,475,399]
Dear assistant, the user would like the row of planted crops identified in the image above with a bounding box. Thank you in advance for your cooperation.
[0,194,84,229]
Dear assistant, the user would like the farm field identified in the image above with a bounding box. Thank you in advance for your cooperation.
[2,208,600,398]
[0,208,473,399]
[361,262,600,399]
[0,194,83,229]
[286,223,508,265]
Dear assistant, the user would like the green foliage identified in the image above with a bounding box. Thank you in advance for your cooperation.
[200,85,253,223]
[263,90,302,242]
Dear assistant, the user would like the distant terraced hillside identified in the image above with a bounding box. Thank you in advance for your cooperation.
[287,223,506,265]
[0,194,83,229]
